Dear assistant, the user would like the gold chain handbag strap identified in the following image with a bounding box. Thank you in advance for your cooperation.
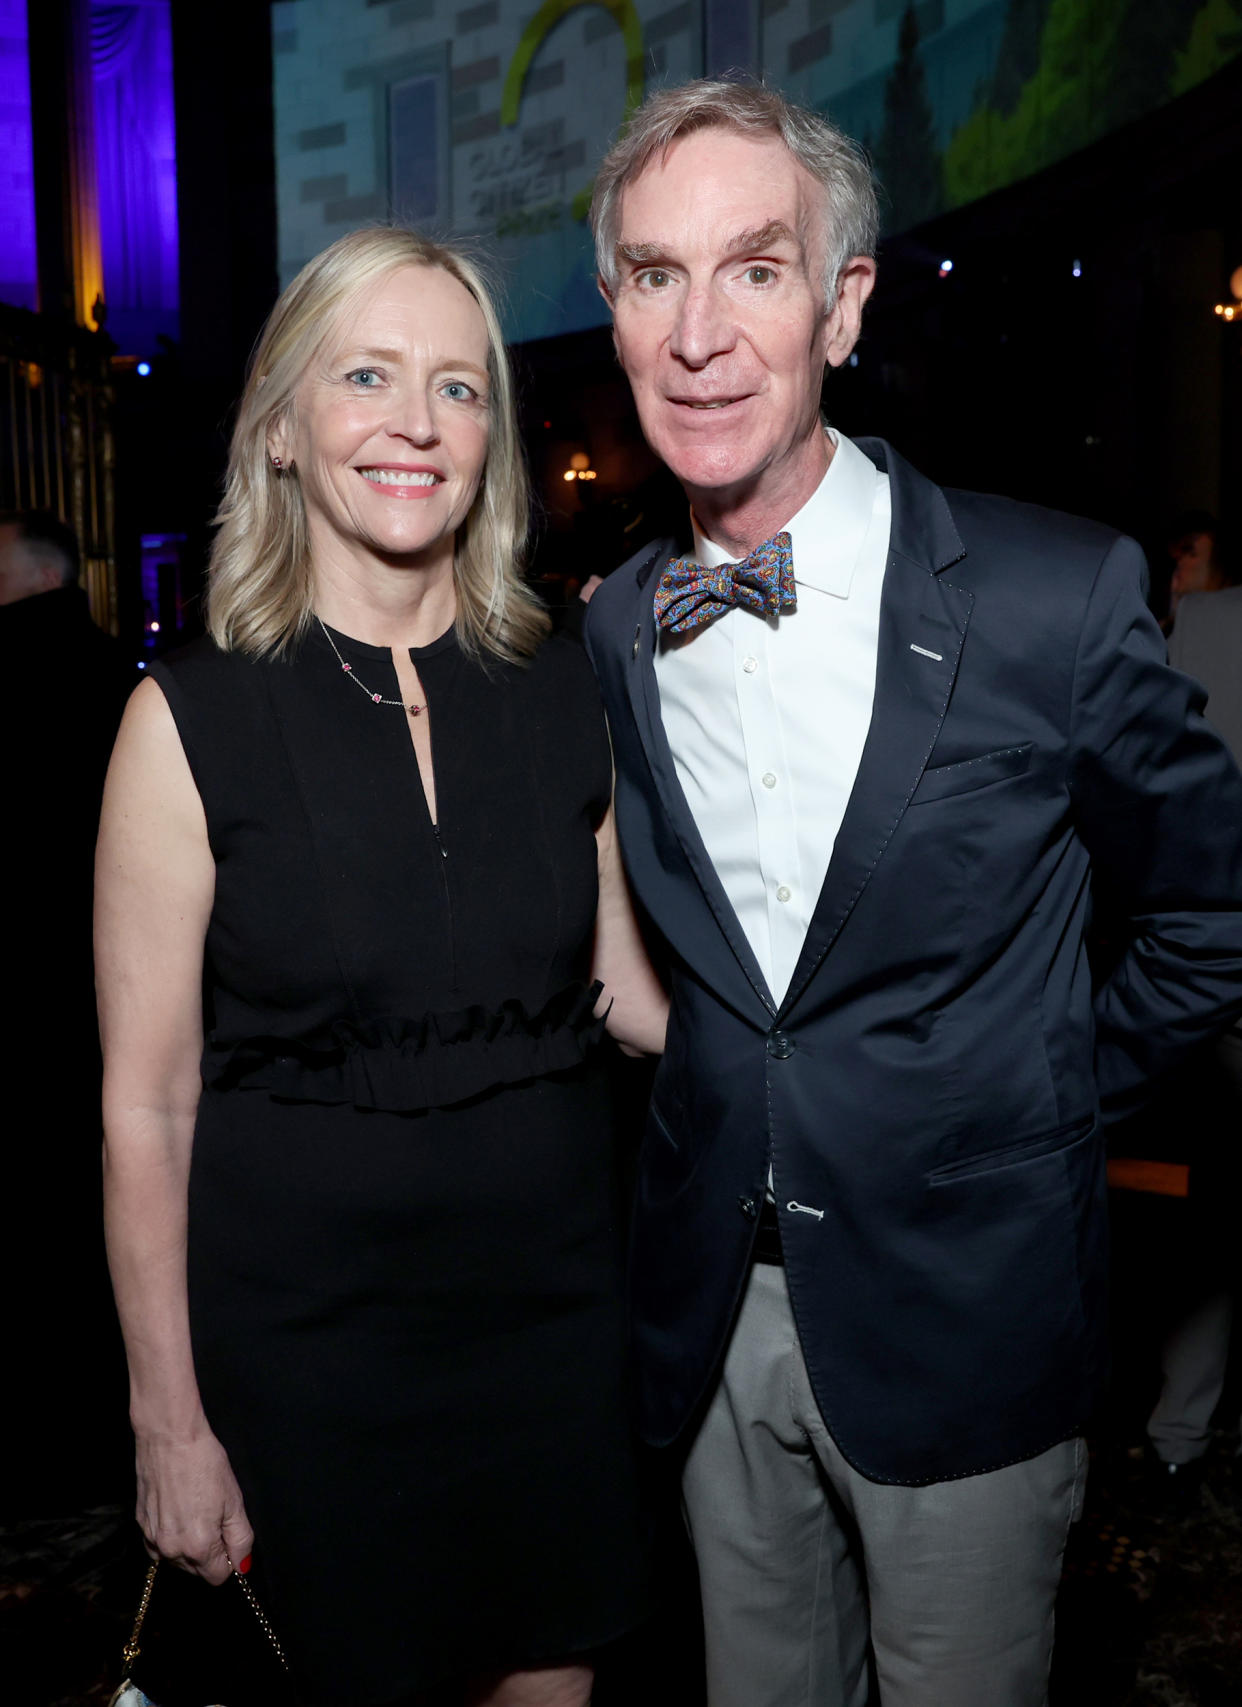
[231,1561,290,1672]
[120,1560,160,1673]
[116,1555,291,1686]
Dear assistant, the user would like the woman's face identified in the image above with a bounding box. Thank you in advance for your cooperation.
[277,263,491,576]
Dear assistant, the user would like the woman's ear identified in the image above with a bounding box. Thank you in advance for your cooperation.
[266,405,294,471]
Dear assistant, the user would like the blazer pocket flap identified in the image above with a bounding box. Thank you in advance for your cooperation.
[912,742,1033,805]
[927,1116,1096,1184]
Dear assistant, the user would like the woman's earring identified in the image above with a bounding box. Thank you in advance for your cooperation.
[271,455,284,470]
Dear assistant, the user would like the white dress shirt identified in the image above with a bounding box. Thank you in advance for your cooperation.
[653,430,892,1006]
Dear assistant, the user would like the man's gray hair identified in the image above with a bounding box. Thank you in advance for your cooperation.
[591,79,879,305]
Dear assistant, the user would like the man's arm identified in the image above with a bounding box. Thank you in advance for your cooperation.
[1069,537,1242,1120]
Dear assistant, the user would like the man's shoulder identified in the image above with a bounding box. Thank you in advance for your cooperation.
[857,437,1135,596]
[942,485,1145,612]
[583,536,675,652]
[944,485,1125,566]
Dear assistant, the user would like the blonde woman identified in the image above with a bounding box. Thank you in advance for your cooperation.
[96,228,664,1707]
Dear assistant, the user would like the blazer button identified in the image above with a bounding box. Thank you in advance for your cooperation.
[767,1031,795,1060]
[737,1195,758,1220]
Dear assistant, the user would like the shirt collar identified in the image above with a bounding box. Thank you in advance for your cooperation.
[689,428,878,600]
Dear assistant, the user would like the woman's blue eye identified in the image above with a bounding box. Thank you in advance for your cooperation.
[442,381,475,401]
[350,369,379,386]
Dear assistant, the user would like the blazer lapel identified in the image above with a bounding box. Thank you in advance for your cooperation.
[624,542,777,1018]
[778,442,974,1017]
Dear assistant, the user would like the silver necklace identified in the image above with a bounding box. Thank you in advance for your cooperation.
[316,617,427,717]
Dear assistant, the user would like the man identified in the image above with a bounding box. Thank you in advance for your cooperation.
[0,511,134,1514]
[1142,547,1242,1484]
[581,81,1242,1706]
[1165,510,1229,627]
[1168,531,1242,754]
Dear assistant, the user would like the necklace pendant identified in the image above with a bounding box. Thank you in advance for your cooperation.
[408,704,423,717]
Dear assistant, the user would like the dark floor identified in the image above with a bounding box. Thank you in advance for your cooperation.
[6,1175,1240,1706]
[1051,1435,1242,1706]
[3,1430,1240,1706]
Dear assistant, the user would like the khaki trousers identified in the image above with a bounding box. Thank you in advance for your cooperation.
[682,1263,1086,1707]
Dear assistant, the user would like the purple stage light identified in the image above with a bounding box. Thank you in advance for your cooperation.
[0,0,38,310]
[91,0,179,351]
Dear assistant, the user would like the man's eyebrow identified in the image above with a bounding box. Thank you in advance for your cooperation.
[615,241,670,267]
[615,221,800,272]
[723,220,800,256]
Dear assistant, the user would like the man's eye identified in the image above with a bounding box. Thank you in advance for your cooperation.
[746,266,775,285]
[640,269,671,289]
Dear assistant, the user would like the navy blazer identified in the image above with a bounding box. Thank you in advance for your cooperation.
[584,439,1242,1484]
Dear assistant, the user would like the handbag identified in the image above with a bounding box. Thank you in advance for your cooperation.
[109,1557,290,1707]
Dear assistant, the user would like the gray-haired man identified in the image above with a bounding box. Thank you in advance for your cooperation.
[581,79,1242,1707]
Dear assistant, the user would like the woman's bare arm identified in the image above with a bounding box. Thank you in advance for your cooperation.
[592,803,668,1056]
[96,677,252,1584]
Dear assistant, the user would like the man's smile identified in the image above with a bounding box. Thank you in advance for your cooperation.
[666,394,751,413]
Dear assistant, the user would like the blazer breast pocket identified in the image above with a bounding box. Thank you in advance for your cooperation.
[911,742,1033,806]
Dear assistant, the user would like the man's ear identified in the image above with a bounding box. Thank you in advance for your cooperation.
[824,255,877,370]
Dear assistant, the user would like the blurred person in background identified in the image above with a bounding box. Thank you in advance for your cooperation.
[1164,510,1231,629]
[1145,525,1242,1487]
[0,510,134,1516]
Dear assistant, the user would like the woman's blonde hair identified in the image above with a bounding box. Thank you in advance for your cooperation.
[206,226,548,662]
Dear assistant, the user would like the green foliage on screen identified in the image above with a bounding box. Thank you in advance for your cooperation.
[939,0,1242,217]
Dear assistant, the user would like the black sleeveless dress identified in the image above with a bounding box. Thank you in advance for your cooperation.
[151,622,648,1707]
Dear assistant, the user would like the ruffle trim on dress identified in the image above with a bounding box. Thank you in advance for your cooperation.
[201,980,608,1112]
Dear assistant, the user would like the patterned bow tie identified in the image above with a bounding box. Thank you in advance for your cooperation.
[653,531,796,635]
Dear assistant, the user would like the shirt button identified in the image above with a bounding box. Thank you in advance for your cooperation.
[767,1031,795,1060]
[737,1195,758,1220]
[742,656,758,674]
[776,884,792,903]
[762,771,777,789]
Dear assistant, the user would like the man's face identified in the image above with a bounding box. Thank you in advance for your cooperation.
[1170,531,1221,600]
[607,127,872,520]
[0,523,56,606]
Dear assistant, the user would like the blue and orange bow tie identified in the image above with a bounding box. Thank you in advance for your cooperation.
[653,531,796,635]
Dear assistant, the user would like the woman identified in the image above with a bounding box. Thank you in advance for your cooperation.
[96,227,666,1707]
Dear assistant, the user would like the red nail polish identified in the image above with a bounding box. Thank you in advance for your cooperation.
[238,1554,252,1575]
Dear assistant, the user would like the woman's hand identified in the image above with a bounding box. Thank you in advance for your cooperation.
[135,1424,254,1585]
[593,802,669,1055]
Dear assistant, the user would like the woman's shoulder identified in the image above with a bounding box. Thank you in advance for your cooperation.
[147,636,291,780]
[149,633,289,712]
[151,632,265,684]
